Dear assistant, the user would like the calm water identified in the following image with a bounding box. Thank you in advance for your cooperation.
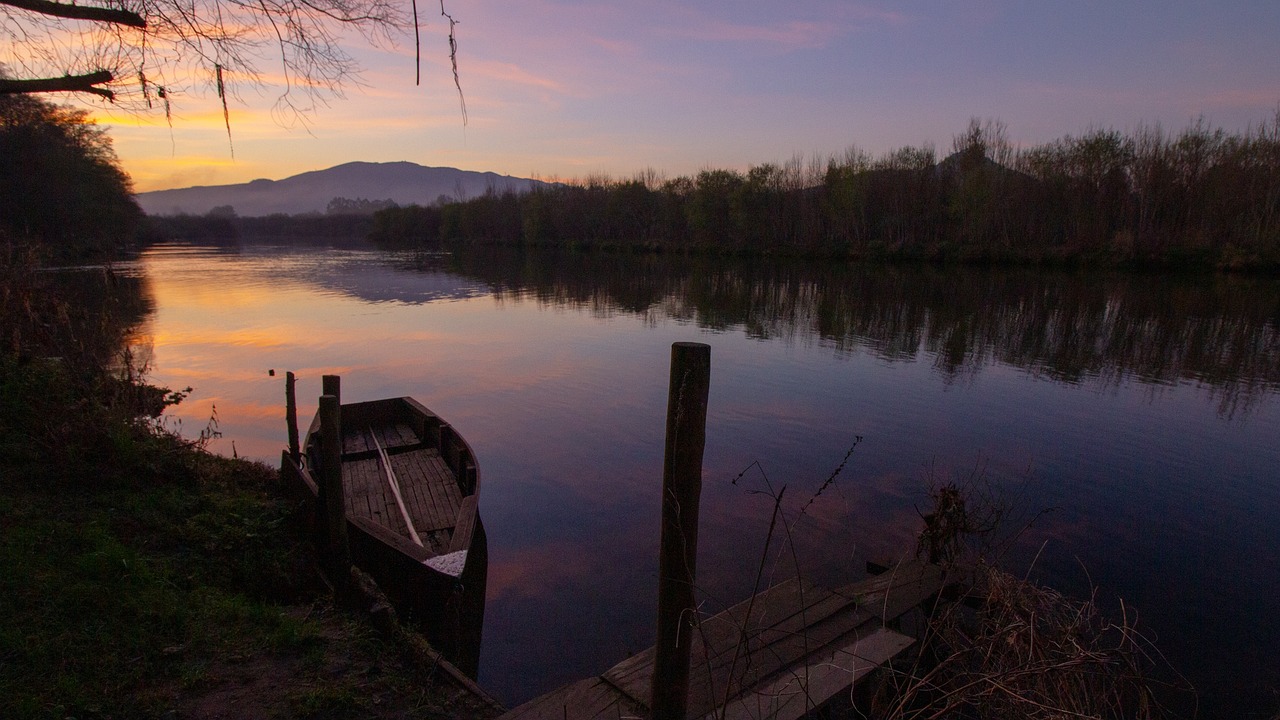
[117,242,1280,717]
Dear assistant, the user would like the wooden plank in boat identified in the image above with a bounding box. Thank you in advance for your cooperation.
[449,495,478,553]
[342,457,379,523]
[342,427,370,455]
[393,449,438,531]
[409,450,463,531]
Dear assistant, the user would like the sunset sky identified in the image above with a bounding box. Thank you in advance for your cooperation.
[92,0,1280,193]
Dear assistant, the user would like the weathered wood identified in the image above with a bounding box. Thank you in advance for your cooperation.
[322,374,341,407]
[502,677,645,720]
[654,341,712,720]
[450,495,478,553]
[504,558,946,720]
[283,394,485,676]
[285,371,301,464]
[317,394,351,580]
[372,428,423,547]
[709,627,914,720]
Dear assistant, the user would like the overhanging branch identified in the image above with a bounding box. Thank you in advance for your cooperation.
[0,0,146,28]
[0,71,116,100]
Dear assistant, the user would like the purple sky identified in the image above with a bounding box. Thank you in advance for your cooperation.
[98,0,1280,192]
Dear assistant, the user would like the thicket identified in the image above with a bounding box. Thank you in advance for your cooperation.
[0,95,142,261]
[372,116,1280,269]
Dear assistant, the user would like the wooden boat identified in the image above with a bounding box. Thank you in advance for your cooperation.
[280,396,487,676]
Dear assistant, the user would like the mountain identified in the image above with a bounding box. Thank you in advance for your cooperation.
[136,161,548,217]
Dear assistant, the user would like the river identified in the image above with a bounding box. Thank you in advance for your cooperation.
[116,242,1280,717]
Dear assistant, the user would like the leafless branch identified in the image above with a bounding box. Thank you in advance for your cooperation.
[0,71,115,99]
[0,0,145,29]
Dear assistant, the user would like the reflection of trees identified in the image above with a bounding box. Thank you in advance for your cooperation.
[4,262,155,372]
[439,248,1279,415]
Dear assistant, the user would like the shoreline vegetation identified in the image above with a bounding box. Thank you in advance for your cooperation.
[0,249,501,719]
[360,116,1280,271]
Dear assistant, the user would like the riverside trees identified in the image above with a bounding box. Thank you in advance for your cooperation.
[371,116,1280,270]
[0,93,140,258]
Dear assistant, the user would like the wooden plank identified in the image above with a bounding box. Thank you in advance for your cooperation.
[414,451,463,531]
[603,560,944,717]
[709,627,915,720]
[684,602,877,717]
[372,430,423,547]
[398,452,432,532]
[342,457,378,523]
[835,559,945,623]
[605,578,845,706]
[398,450,446,531]
[449,495,478,553]
[499,677,644,720]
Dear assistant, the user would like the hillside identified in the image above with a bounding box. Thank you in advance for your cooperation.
[136,161,548,217]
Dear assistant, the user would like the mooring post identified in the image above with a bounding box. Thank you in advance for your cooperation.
[322,373,341,406]
[317,393,351,586]
[652,342,711,720]
[285,371,300,464]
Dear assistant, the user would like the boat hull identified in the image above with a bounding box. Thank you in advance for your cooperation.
[281,396,486,676]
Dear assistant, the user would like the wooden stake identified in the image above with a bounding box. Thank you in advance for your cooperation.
[285,371,300,464]
[317,393,350,583]
[652,342,711,720]
[322,374,341,406]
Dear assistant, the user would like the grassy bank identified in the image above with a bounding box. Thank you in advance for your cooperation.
[0,250,499,719]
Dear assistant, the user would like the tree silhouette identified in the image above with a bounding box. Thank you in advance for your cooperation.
[0,0,459,121]
[0,92,141,256]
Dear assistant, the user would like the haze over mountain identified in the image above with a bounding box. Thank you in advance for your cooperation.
[136,162,549,217]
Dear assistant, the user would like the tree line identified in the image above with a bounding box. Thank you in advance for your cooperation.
[371,116,1280,269]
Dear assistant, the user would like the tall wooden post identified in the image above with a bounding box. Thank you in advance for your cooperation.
[652,342,711,720]
[317,393,350,585]
[285,371,300,464]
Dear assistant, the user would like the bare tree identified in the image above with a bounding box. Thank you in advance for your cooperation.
[0,0,458,121]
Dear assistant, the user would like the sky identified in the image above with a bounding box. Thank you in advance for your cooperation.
[88,0,1280,193]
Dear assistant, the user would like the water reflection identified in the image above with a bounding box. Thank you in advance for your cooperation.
[116,243,1278,717]
[422,249,1279,417]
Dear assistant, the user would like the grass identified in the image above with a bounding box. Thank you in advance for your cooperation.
[0,366,502,719]
[0,245,501,718]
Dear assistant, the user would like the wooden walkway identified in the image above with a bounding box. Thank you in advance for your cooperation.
[500,559,946,720]
[340,423,462,555]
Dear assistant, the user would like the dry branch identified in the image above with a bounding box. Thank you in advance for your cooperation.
[0,0,145,28]
[0,71,115,99]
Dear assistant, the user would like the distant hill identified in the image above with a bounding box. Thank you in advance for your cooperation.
[136,161,549,217]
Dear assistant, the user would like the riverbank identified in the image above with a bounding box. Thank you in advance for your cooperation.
[0,356,502,719]
[0,248,501,719]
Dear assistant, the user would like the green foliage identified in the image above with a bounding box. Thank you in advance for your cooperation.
[0,95,142,261]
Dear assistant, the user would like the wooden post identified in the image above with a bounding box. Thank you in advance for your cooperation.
[322,374,341,406]
[652,342,711,720]
[317,393,350,585]
[285,371,300,464]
